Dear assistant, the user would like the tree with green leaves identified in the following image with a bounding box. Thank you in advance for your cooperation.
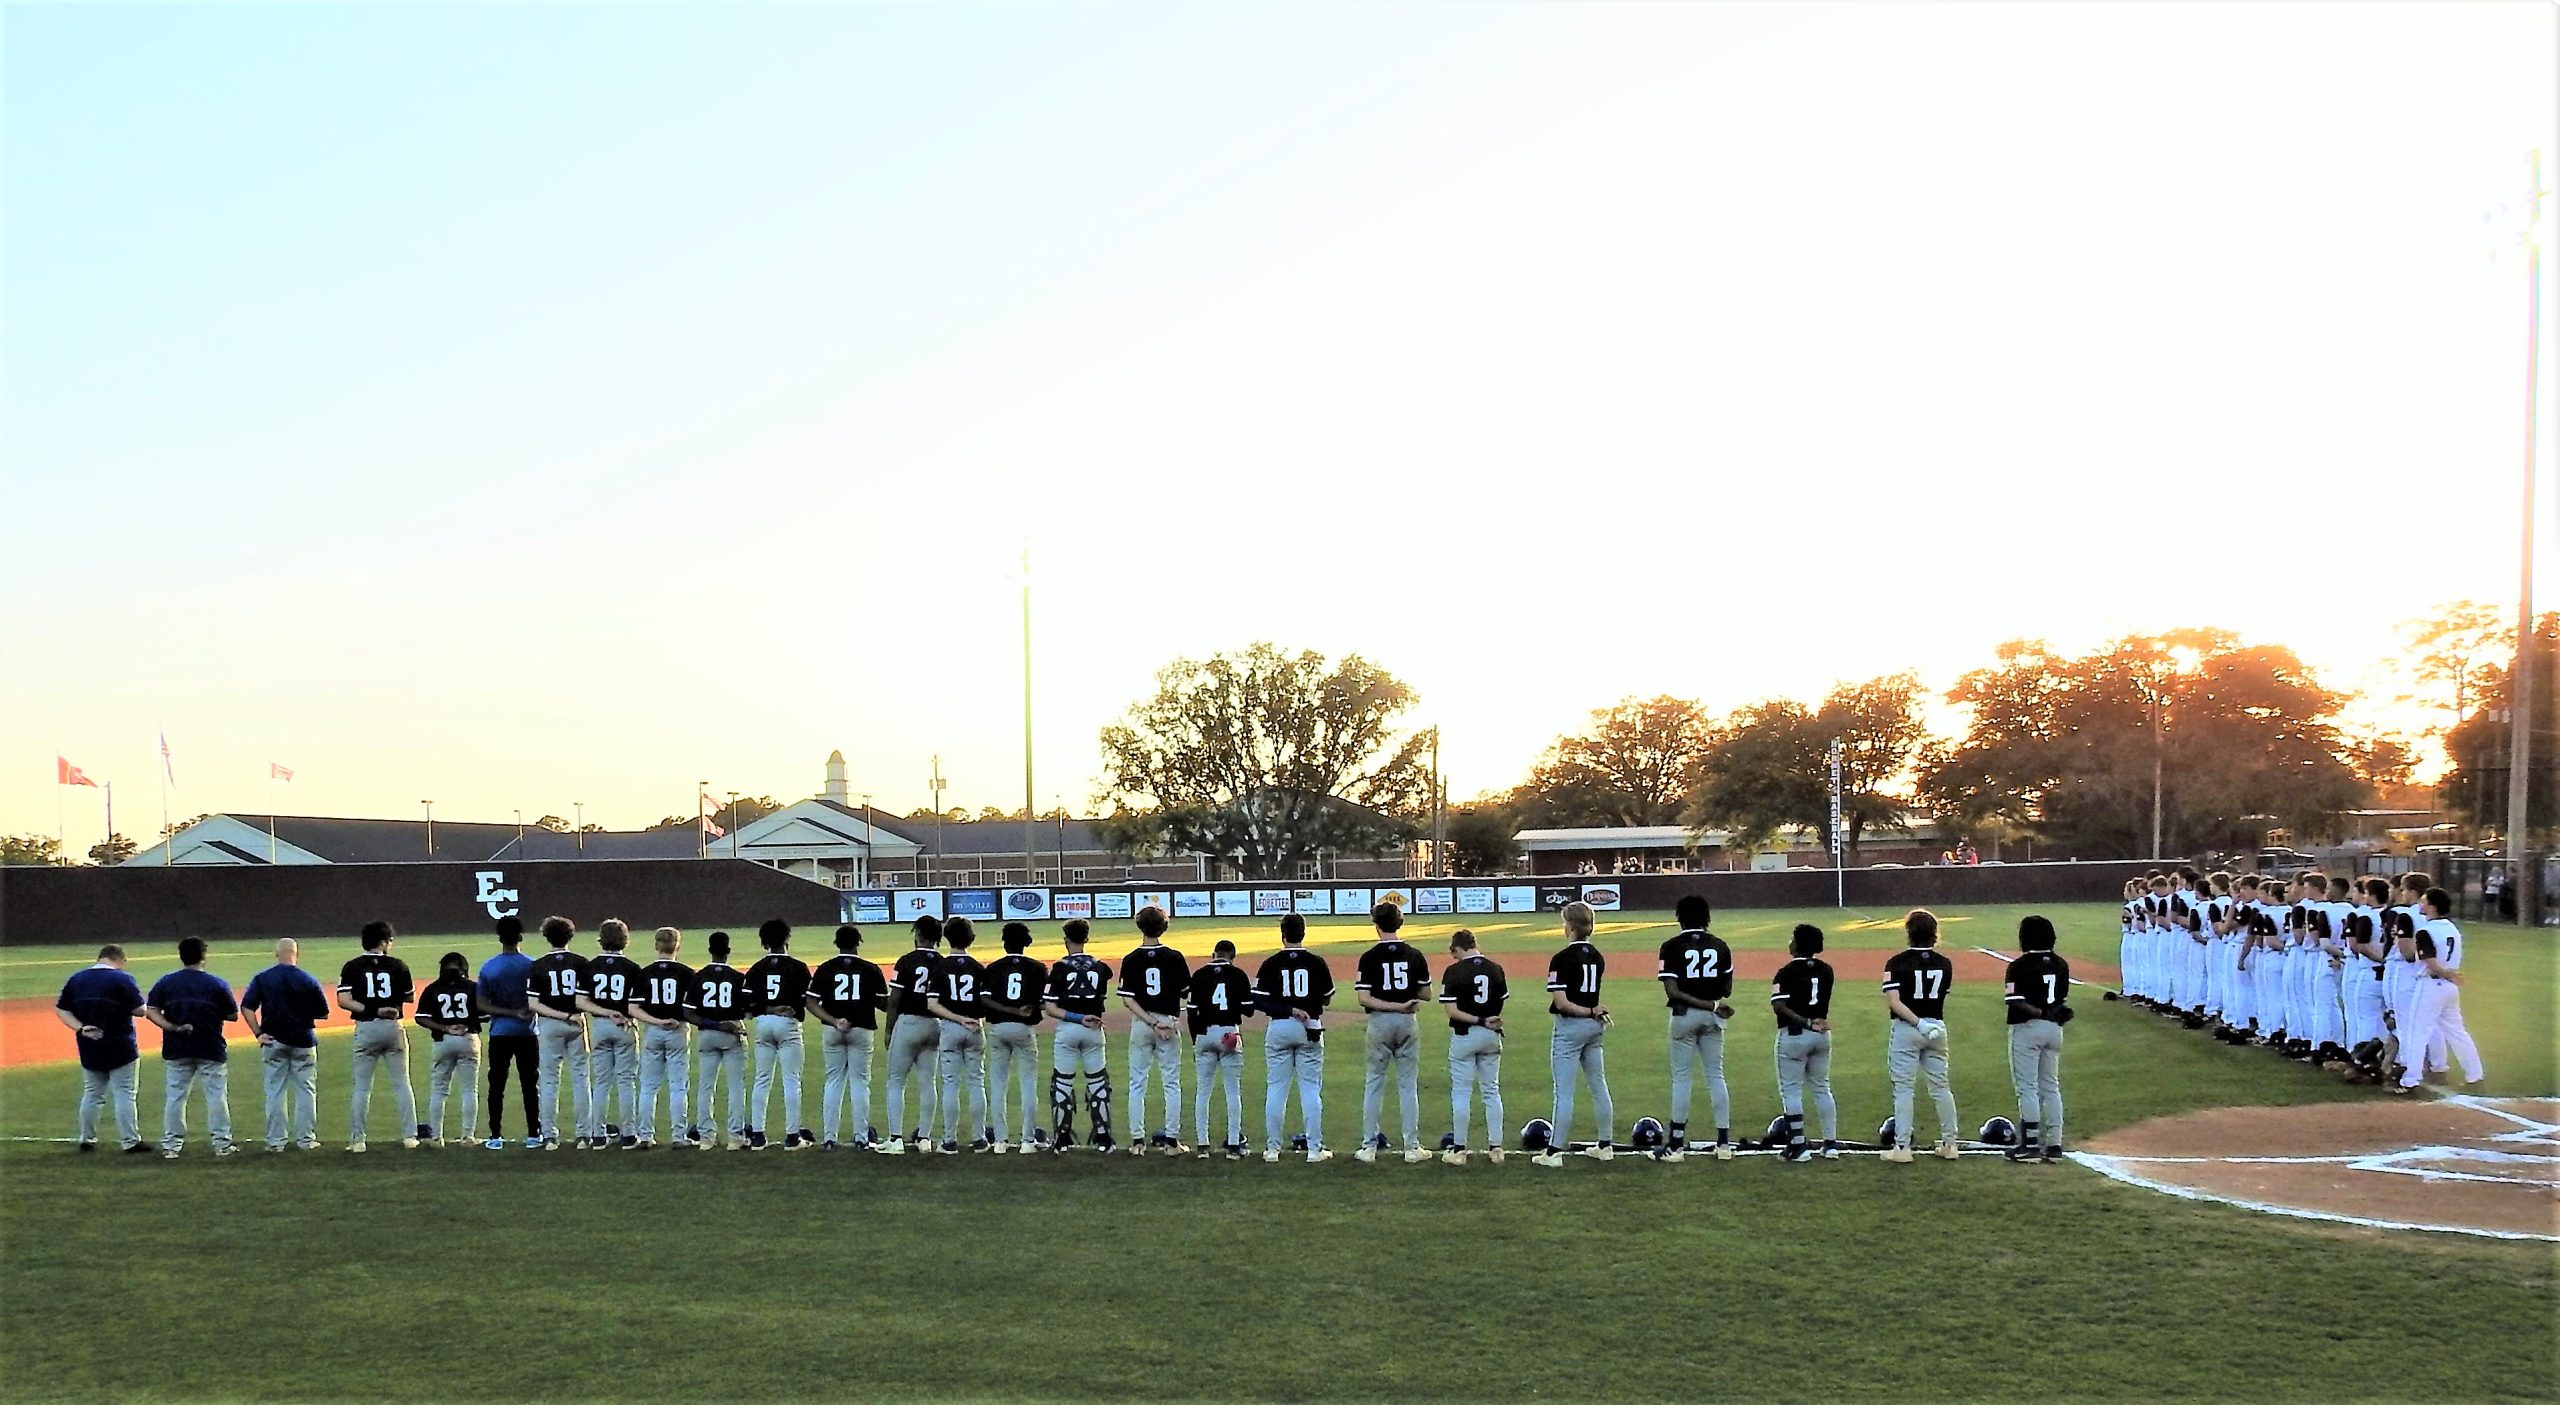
[1508,695,1713,827]
[1446,803,1522,875]
[2,834,66,866]
[2439,612,2558,838]
[1097,644,1428,878]
[88,834,138,866]
[1920,632,2368,858]
[1682,673,1923,862]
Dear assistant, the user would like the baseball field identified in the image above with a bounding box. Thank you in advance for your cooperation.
[0,902,2551,1403]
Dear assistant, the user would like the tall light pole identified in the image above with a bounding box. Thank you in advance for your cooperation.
[574,801,584,855]
[929,756,947,884]
[861,792,875,888]
[727,791,741,859]
[1022,540,1037,885]
[2507,149,2546,918]
[422,800,434,857]
[2150,685,2165,860]
[515,808,525,858]
[697,780,711,859]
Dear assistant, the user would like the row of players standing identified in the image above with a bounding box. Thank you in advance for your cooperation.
[2116,868,2485,1093]
[65,896,2078,1165]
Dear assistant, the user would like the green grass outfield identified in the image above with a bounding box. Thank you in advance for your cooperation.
[0,903,2551,1403]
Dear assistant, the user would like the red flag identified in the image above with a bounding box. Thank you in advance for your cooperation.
[701,815,726,839]
[270,762,295,782]
[56,756,99,788]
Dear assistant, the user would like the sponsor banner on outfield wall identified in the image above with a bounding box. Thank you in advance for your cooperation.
[1333,888,1372,914]
[1173,890,1213,918]
[1413,886,1453,914]
[1538,885,1579,911]
[1002,888,1051,920]
[851,890,893,924]
[1581,884,1623,912]
[1053,892,1093,920]
[1254,889,1291,915]
[1213,889,1251,916]
[1134,889,1172,915]
[897,889,946,920]
[948,888,999,920]
[1376,886,1412,909]
[1497,884,1538,913]
[1293,888,1331,915]
[1456,885,1495,914]
[1093,891,1133,919]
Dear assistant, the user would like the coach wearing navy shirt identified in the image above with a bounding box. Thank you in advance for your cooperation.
[146,937,239,1159]
[55,946,146,1153]
[241,938,331,1151]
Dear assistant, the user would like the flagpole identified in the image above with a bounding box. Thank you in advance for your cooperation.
[104,781,114,866]
[55,749,64,854]
[158,733,170,867]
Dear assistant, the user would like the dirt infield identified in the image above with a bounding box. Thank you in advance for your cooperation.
[2079,1096,2560,1241]
[0,998,70,1070]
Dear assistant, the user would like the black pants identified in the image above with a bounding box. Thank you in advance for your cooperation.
[485,1033,539,1137]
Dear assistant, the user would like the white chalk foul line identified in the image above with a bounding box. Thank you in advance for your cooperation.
[2069,1151,2558,1243]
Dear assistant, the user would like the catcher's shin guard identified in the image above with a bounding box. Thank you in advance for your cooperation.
[1086,1070,1113,1142]
[1050,1071,1077,1141]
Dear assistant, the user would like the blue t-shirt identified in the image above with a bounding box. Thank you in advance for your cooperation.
[240,964,329,1050]
[147,967,239,1063]
[56,965,144,1072]
[478,950,534,1037]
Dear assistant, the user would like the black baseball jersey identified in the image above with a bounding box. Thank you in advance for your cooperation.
[809,955,887,1027]
[1255,947,1335,1017]
[526,950,589,1015]
[1354,940,1429,1006]
[416,975,481,1033]
[688,962,744,1026]
[1770,956,1835,1023]
[892,949,942,1015]
[636,959,697,1021]
[932,952,986,1020]
[982,954,1047,1025]
[1546,941,1604,1009]
[1118,945,1190,1017]
[337,953,414,1019]
[585,953,643,1011]
[744,954,810,1019]
[1656,929,1735,1008]
[1045,952,1113,1018]
[1439,953,1508,1030]
[2002,952,2071,1025]
[1882,948,1954,1019]
[1187,962,1254,1034]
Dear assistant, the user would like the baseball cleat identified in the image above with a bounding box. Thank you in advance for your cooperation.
[1196,1145,1212,1160]
[940,1139,960,1155]
[213,1144,237,1157]
[1881,1146,1914,1164]
[483,1137,506,1150]
[1090,1133,1116,1154]
[2042,1146,2064,1163]
[622,1134,641,1150]
[969,1138,994,1154]
[1354,1145,1379,1164]
[1821,1145,1840,1161]
[1225,1143,1245,1160]
[1485,1146,1505,1166]
[346,1142,367,1154]
[1660,1148,1686,1164]
[1403,1146,1432,1164]
[1780,1143,1811,1163]
[1128,1138,1146,1158]
[400,1136,421,1150]
[161,1147,181,1160]
[1264,1148,1283,1163]
[121,1142,151,1155]
[1021,1141,1041,1156]
[1162,1137,1190,1156]
[1933,1140,1960,1160]
[1306,1147,1334,1163]
[992,1141,1011,1155]
[638,1138,659,1150]
[1441,1147,1469,1166]
[605,1124,621,1140]
[1713,1142,1735,1162]
[876,1137,907,1155]
[1530,1150,1565,1168]
[1585,1143,1615,1162]
[2004,1143,2042,1162]
[522,1136,542,1149]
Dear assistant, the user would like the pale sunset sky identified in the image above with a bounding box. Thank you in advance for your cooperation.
[2,2,2552,851]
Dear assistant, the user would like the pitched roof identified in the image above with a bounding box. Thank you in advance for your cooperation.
[146,815,697,864]
[893,816,1112,856]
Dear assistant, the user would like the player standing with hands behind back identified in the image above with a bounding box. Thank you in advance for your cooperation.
[1657,895,1736,1162]
[1439,928,1507,1165]
[1880,909,1960,1165]
[2000,915,2070,1162]
[1354,902,1431,1164]
[1768,924,1837,1162]
[1256,914,1335,1163]
[1537,901,1615,1167]
[338,922,421,1153]
[1118,906,1191,1156]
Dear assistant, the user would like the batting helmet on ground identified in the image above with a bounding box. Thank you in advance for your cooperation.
[1762,1115,1790,1149]
[1978,1116,2017,1146]
[1437,1131,1458,1152]
[1876,1116,1898,1147]
[1520,1117,1557,1153]
[1631,1117,1666,1152]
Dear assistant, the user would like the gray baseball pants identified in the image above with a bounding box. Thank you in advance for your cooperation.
[1193,1027,1244,1149]
[1774,1029,1836,1140]
[1446,1025,1503,1148]
[636,1024,690,1141]
[425,1034,478,1142]
[1548,1015,1613,1145]
[987,1022,1037,1145]
[161,1057,232,1153]
[1885,1020,1957,1148]
[818,1023,873,1144]
[535,1016,593,1142]
[885,1017,941,1140]
[1667,1008,1729,1134]
[349,1018,417,1145]
[259,1042,317,1148]
[2007,1019,2063,1147]
[1263,1017,1325,1152]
